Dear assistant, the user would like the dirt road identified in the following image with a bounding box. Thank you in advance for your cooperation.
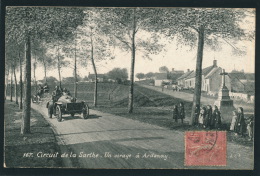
[31,102,253,169]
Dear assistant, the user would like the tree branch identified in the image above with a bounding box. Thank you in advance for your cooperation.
[112,34,132,49]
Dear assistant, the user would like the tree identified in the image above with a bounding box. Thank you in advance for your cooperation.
[154,8,254,125]
[6,7,85,134]
[159,66,169,73]
[74,9,114,107]
[136,73,145,80]
[107,68,128,82]
[99,8,164,113]
[145,72,154,79]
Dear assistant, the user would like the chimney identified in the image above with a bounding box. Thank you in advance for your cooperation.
[187,69,190,72]
[213,60,217,67]
[172,68,175,72]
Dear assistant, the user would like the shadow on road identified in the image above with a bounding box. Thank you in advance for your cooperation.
[87,114,102,119]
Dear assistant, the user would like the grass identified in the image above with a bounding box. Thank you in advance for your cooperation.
[4,101,63,168]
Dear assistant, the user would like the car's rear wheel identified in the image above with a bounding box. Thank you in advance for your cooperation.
[56,106,62,122]
[82,104,89,119]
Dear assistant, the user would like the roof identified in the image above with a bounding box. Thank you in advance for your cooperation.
[186,65,216,79]
[177,70,194,80]
[245,73,255,81]
[154,73,167,80]
[204,67,221,79]
[228,72,246,80]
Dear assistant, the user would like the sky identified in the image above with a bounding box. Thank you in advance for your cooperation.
[30,8,255,81]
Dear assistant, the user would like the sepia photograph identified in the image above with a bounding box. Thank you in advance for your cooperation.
[4,6,255,169]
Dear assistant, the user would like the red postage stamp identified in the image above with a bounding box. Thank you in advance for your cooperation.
[185,131,226,166]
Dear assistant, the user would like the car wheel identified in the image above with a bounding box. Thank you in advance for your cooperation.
[48,106,53,118]
[56,106,62,122]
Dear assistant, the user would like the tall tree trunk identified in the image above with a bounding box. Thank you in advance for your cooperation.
[74,34,78,98]
[58,44,61,88]
[10,66,13,102]
[57,44,62,88]
[190,25,205,125]
[33,49,37,94]
[90,30,97,107]
[43,58,47,83]
[13,65,18,105]
[128,9,136,113]
[21,35,31,134]
[5,67,10,101]
[19,51,23,109]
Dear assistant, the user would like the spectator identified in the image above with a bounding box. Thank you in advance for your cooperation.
[198,107,206,128]
[234,107,246,137]
[204,105,212,129]
[179,102,185,124]
[212,105,221,130]
[230,110,238,131]
[172,104,179,122]
[247,115,254,141]
[194,104,200,126]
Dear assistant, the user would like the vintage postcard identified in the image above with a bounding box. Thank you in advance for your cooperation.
[4,7,255,169]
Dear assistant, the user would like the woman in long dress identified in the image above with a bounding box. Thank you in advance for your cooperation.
[235,107,246,136]
[198,107,206,128]
[179,102,185,124]
[212,105,222,129]
[204,105,212,129]
[194,104,200,126]
[172,104,179,122]
[230,110,238,131]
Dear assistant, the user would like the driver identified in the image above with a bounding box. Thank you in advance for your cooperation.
[52,86,62,102]
[62,88,71,96]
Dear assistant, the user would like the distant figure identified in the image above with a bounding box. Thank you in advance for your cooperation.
[194,104,200,126]
[198,107,206,128]
[230,110,238,131]
[204,105,212,129]
[43,83,49,93]
[172,104,179,122]
[212,105,222,130]
[247,115,254,141]
[234,107,246,136]
[179,102,185,124]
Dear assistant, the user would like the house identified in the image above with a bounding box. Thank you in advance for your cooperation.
[183,60,219,90]
[154,73,172,86]
[168,68,184,84]
[177,60,228,95]
[88,73,107,82]
[177,69,193,87]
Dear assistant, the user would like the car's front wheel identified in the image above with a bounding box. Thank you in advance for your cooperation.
[56,106,62,122]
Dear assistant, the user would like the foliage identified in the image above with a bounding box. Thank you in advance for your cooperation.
[159,66,169,73]
[107,68,128,82]
[136,73,145,80]
[145,72,155,79]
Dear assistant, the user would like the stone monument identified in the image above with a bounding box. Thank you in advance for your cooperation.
[214,69,235,123]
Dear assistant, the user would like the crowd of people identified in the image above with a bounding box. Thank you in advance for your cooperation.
[230,108,254,141]
[172,103,254,141]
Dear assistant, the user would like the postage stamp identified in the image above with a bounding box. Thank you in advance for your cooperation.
[185,131,227,166]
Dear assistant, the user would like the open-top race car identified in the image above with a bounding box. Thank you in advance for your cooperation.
[46,94,89,122]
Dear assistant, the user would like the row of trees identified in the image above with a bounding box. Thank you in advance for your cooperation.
[5,7,254,134]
